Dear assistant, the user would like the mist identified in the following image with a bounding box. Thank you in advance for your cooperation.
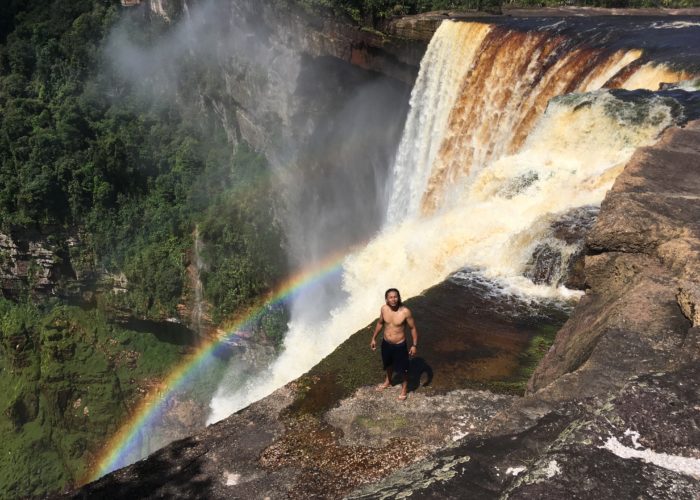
[102,0,411,441]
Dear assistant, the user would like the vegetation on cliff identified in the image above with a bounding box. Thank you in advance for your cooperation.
[295,0,500,22]
[0,0,286,320]
[295,0,699,26]
[0,1,287,496]
[0,298,189,496]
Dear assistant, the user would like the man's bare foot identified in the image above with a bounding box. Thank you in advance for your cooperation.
[397,393,407,401]
[376,382,391,391]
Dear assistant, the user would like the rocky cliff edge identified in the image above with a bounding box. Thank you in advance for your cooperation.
[68,122,700,498]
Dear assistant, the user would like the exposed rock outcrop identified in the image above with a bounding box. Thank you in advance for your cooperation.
[343,121,700,499]
[68,275,567,499]
[678,280,700,327]
[0,231,61,297]
[350,364,700,499]
[0,229,92,299]
[528,120,700,398]
[523,206,599,290]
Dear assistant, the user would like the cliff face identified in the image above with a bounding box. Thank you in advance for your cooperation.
[172,0,423,269]
[0,229,102,301]
[151,0,428,153]
[0,231,66,298]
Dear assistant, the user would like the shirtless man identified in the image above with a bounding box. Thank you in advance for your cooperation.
[370,288,418,401]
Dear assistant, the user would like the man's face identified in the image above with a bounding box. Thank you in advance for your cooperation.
[386,291,399,308]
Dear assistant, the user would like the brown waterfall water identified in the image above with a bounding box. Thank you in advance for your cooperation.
[399,21,691,214]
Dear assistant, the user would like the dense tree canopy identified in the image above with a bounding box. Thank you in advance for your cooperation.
[0,0,286,320]
[0,3,291,494]
[297,0,699,24]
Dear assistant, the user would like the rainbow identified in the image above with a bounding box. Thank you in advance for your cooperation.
[86,249,351,483]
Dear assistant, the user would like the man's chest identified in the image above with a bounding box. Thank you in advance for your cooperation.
[383,309,406,327]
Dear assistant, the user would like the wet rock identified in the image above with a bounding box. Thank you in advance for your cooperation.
[523,206,598,288]
[550,206,599,245]
[562,248,587,290]
[524,244,562,286]
[530,121,700,396]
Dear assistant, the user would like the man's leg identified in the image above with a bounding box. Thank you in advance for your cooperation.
[398,373,408,400]
[378,366,393,390]
[377,340,393,390]
[396,345,409,400]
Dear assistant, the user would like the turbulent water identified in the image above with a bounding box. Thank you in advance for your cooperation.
[207,19,694,423]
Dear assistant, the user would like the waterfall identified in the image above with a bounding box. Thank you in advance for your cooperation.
[344,89,678,304]
[207,20,689,423]
[191,225,205,335]
[349,21,686,304]
[387,21,689,221]
[385,22,493,224]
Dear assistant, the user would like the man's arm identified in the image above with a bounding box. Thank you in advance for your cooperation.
[370,307,384,351]
[405,308,418,357]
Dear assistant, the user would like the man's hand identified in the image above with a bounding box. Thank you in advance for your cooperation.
[371,311,383,351]
[409,345,417,358]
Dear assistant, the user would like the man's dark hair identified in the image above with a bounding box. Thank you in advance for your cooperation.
[385,288,402,307]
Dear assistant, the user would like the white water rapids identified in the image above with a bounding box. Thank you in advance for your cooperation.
[207,20,686,423]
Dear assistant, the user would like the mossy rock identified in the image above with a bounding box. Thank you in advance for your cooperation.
[0,299,189,497]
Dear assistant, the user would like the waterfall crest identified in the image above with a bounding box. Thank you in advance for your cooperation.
[387,21,690,221]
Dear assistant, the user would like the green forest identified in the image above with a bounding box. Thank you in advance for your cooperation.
[0,0,286,321]
[0,0,287,496]
[295,0,700,24]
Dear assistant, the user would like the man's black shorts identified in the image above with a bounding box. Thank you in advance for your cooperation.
[381,339,409,374]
